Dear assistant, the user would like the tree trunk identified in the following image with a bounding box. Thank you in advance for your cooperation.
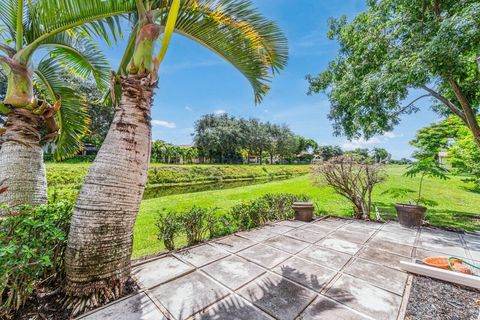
[64,75,154,312]
[0,108,47,206]
[448,80,480,149]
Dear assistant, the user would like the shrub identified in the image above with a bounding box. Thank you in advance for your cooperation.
[0,201,73,318]
[155,211,182,250]
[181,207,216,245]
[313,155,385,219]
[207,213,238,239]
[230,193,310,230]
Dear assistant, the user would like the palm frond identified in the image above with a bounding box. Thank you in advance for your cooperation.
[0,0,19,42]
[41,34,111,91]
[22,0,137,56]
[154,0,288,103]
[34,57,90,160]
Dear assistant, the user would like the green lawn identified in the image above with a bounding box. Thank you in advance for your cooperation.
[133,165,480,258]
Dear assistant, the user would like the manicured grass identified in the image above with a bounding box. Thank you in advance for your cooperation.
[133,165,480,258]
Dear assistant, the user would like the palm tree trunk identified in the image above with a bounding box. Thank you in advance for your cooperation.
[64,75,154,312]
[0,108,47,206]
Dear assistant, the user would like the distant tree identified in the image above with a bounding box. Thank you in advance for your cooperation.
[345,148,370,161]
[317,145,343,161]
[241,118,270,164]
[308,1,480,149]
[372,148,391,163]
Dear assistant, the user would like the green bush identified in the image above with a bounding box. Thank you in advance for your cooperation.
[230,193,310,230]
[181,207,216,246]
[207,213,238,238]
[0,201,73,318]
[44,154,96,163]
[155,211,182,251]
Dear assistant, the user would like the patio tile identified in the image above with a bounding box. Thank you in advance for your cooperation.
[463,233,480,244]
[381,223,419,234]
[132,256,194,289]
[238,244,291,269]
[277,220,308,228]
[82,293,166,320]
[297,245,352,270]
[192,295,272,320]
[202,256,265,290]
[300,224,332,236]
[273,257,336,292]
[317,237,362,255]
[420,228,461,243]
[262,235,310,254]
[263,224,295,235]
[285,228,327,243]
[238,273,316,320]
[174,244,229,268]
[325,229,372,244]
[416,238,467,257]
[373,230,416,246]
[337,224,376,236]
[414,247,469,261]
[298,296,370,320]
[326,274,402,320]
[366,237,413,257]
[358,246,411,270]
[348,220,382,230]
[212,235,256,253]
[313,219,346,229]
[237,229,277,242]
[344,258,408,295]
[150,271,229,320]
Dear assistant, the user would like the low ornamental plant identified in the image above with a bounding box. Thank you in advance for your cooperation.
[403,156,449,206]
[155,211,182,251]
[0,201,73,318]
[313,155,385,219]
[181,206,216,246]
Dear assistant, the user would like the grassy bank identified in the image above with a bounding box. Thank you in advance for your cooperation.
[133,165,480,258]
[46,164,311,191]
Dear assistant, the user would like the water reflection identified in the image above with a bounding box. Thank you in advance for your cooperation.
[143,176,293,200]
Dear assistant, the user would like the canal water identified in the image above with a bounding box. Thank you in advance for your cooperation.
[143,176,294,200]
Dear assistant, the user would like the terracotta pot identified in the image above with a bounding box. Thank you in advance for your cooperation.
[292,202,314,222]
[395,203,427,227]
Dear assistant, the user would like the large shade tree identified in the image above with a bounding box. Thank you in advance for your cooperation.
[64,0,288,313]
[307,0,480,149]
[0,0,138,206]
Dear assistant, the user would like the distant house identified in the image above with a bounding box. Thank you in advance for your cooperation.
[438,151,449,167]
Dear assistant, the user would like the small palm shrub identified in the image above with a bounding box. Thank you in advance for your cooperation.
[0,201,73,318]
[155,211,182,250]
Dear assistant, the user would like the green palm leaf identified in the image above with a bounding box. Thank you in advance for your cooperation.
[118,0,288,103]
[41,35,111,91]
[34,58,90,160]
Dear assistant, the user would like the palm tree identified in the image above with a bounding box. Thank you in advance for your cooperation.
[0,0,138,206]
[64,0,287,313]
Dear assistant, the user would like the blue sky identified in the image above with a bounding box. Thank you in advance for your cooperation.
[102,0,442,159]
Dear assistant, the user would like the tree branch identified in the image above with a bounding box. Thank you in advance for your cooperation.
[420,85,466,122]
[0,44,16,57]
[391,94,430,118]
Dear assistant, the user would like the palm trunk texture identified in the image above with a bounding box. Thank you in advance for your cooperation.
[0,108,47,206]
[64,75,155,314]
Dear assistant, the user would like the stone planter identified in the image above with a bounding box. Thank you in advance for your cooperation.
[292,202,314,222]
[395,203,427,227]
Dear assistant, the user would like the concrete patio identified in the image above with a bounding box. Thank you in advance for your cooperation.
[80,217,480,320]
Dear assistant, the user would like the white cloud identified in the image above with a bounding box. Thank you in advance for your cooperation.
[185,106,193,112]
[152,120,176,128]
[382,132,404,139]
[341,138,382,150]
[214,109,226,115]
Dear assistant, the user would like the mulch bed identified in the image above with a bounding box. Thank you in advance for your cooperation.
[13,278,138,320]
[405,275,480,320]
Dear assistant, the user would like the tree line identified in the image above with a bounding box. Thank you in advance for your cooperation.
[192,113,318,164]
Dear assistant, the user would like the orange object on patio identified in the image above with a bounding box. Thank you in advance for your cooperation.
[422,256,463,270]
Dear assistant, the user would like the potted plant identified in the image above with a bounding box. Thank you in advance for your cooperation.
[395,156,449,227]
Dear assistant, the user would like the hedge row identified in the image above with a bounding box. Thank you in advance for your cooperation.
[47,165,311,190]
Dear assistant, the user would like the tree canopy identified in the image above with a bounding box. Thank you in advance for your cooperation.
[307,0,480,149]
